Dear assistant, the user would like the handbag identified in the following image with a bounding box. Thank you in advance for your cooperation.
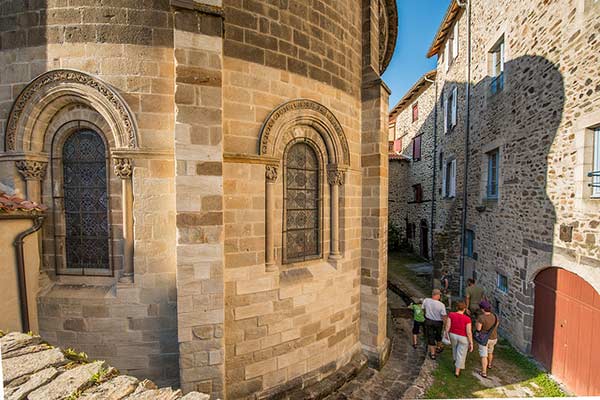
[474,313,498,346]
[442,332,451,345]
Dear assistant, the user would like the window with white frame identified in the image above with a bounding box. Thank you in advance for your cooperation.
[444,22,459,72]
[591,127,600,197]
[444,86,458,133]
[486,148,500,199]
[442,158,456,198]
[490,37,505,94]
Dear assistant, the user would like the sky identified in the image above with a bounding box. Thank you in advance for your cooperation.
[382,1,449,109]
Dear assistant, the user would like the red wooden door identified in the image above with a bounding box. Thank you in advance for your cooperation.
[532,267,600,396]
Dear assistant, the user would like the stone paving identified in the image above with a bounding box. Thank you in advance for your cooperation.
[326,290,427,400]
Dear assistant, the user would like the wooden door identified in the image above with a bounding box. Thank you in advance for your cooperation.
[532,267,600,396]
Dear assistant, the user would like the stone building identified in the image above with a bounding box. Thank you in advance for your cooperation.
[0,0,398,398]
[388,70,436,258]
[389,0,600,395]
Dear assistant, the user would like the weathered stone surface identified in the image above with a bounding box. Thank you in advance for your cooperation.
[2,348,65,384]
[79,375,139,400]
[126,387,182,400]
[0,332,42,354]
[181,392,210,400]
[5,367,58,400]
[2,344,52,359]
[28,361,104,400]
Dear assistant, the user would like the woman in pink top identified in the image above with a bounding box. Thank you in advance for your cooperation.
[444,301,473,377]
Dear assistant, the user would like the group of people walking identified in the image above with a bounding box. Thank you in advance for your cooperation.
[409,277,499,378]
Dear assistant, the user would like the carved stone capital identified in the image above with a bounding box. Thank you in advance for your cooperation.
[16,160,47,180]
[265,165,278,182]
[327,169,345,186]
[113,157,133,179]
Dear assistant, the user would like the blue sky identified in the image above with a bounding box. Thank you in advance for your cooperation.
[382,1,448,109]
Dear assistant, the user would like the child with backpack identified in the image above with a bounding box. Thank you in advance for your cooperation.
[408,298,425,349]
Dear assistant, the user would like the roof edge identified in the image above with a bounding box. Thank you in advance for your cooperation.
[426,1,462,58]
[389,69,437,120]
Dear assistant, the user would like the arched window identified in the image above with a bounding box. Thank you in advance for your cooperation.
[284,142,320,263]
[62,129,110,271]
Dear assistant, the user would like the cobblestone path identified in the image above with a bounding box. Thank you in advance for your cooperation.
[326,291,427,400]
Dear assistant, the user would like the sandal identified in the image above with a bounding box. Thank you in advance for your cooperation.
[436,347,444,354]
[488,364,493,370]
[429,353,436,360]
[478,370,488,379]
[412,344,417,349]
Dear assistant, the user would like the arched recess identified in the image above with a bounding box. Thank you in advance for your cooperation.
[379,0,398,75]
[4,69,139,153]
[4,69,138,282]
[258,99,350,167]
[258,99,349,270]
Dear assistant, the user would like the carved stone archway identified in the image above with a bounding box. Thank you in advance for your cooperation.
[4,69,139,282]
[258,99,350,269]
[4,69,138,153]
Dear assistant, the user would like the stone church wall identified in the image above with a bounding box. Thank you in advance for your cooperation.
[0,0,396,398]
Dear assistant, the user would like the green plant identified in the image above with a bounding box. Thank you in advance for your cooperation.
[63,348,89,363]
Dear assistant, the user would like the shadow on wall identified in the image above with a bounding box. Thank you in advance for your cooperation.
[390,55,564,356]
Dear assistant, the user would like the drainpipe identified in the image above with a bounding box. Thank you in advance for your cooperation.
[456,0,471,298]
[13,215,44,333]
[423,74,438,282]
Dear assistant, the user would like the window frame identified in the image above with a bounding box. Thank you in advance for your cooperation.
[282,141,323,265]
[489,36,505,94]
[412,135,422,161]
[486,149,500,199]
[413,183,423,203]
[442,158,457,198]
[412,102,419,123]
[51,126,114,277]
[444,87,458,133]
[464,229,474,258]
[497,272,509,293]
[591,127,600,198]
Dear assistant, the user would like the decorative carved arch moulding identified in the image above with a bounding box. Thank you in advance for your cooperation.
[258,99,350,168]
[4,69,139,152]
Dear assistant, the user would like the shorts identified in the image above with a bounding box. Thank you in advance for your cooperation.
[424,318,443,346]
[412,320,423,335]
[478,338,498,357]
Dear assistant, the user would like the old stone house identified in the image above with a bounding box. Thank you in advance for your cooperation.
[388,70,436,259]
[388,0,600,395]
[0,0,398,398]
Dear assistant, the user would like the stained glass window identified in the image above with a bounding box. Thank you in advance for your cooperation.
[62,129,110,271]
[284,142,320,263]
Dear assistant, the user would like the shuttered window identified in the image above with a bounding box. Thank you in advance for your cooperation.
[412,135,422,161]
[442,159,457,198]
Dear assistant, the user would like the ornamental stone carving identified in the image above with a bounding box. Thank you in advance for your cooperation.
[265,165,278,182]
[113,158,133,179]
[258,99,350,167]
[16,160,48,180]
[327,169,345,186]
[5,69,138,151]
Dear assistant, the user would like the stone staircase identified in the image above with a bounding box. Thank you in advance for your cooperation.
[1,332,209,400]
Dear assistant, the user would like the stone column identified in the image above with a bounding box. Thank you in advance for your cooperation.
[328,166,344,260]
[114,157,134,283]
[265,165,278,271]
[15,160,47,203]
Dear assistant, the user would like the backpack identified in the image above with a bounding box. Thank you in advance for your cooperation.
[474,313,498,346]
